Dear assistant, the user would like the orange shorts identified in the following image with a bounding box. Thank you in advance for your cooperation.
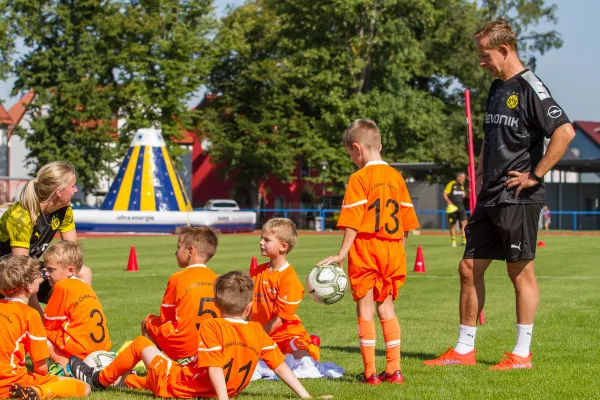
[271,322,320,361]
[146,354,178,398]
[348,236,406,302]
[144,315,193,361]
[146,354,213,399]
[0,373,58,398]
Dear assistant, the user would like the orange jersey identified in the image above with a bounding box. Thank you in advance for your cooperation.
[43,277,111,358]
[250,262,304,326]
[0,298,51,395]
[337,161,419,238]
[147,264,220,359]
[148,318,285,398]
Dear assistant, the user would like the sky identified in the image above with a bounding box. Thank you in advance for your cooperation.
[1,0,598,121]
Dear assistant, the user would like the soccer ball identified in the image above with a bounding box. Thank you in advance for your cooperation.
[306,264,348,305]
[83,350,116,372]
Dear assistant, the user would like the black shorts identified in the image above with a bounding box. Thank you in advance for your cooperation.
[464,203,542,262]
[448,207,467,224]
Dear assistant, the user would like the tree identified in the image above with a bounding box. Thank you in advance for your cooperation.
[0,0,214,193]
[201,0,563,201]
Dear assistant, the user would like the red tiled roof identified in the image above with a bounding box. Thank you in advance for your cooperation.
[574,121,600,148]
[5,89,198,144]
[0,104,12,125]
[7,91,35,136]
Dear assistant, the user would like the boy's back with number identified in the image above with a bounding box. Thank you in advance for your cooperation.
[43,277,112,358]
[337,161,419,301]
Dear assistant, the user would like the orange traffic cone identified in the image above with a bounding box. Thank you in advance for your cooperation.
[249,257,258,275]
[414,246,425,273]
[537,240,546,247]
[127,246,139,272]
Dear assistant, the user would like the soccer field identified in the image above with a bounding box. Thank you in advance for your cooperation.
[78,233,598,399]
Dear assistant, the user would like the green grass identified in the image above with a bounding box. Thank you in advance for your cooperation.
[74,233,599,399]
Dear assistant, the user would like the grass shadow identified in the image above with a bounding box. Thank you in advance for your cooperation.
[322,345,437,361]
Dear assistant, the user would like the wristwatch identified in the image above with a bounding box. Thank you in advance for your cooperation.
[530,171,544,183]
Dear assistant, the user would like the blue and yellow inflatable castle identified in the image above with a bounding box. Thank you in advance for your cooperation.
[102,128,192,212]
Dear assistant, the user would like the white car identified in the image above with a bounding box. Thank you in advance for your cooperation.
[204,199,240,211]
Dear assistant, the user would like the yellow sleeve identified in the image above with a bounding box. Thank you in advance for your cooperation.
[5,207,33,249]
[58,207,75,233]
[444,181,454,195]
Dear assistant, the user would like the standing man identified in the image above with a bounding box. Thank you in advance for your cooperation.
[424,20,575,369]
[443,172,468,247]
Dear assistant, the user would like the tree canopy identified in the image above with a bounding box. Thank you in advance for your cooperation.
[200,0,562,204]
[0,0,214,192]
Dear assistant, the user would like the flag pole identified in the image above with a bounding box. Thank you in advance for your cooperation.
[464,89,485,325]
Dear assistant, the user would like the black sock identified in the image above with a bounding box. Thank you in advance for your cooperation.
[93,371,106,389]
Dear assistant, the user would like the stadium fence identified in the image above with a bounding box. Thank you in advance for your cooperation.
[239,208,600,232]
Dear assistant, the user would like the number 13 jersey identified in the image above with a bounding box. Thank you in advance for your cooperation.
[337,161,419,238]
[43,277,112,358]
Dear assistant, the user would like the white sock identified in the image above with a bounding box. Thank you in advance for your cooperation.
[454,324,477,355]
[512,323,533,357]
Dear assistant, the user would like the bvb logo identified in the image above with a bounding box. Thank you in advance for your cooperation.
[506,95,519,109]
[51,217,60,230]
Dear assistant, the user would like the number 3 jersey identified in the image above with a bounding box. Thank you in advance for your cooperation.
[43,277,112,358]
[337,160,419,238]
[146,264,220,360]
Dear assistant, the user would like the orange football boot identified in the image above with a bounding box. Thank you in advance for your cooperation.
[423,348,477,366]
[489,352,532,370]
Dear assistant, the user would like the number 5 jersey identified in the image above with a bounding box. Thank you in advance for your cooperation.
[337,160,419,301]
[144,264,220,361]
[43,276,112,358]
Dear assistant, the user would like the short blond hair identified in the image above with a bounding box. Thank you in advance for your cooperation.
[43,241,84,273]
[176,226,218,261]
[342,119,381,151]
[214,271,254,315]
[262,218,297,253]
[0,255,41,296]
[473,20,518,52]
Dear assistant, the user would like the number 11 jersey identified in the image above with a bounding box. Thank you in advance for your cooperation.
[337,161,419,238]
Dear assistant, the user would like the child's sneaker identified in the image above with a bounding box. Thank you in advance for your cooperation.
[423,348,477,366]
[357,373,381,385]
[69,356,104,390]
[489,352,532,370]
[48,361,71,376]
[379,370,405,384]
[9,384,39,400]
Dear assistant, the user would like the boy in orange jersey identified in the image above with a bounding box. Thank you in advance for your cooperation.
[69,271,322,400]
[141,226,220,363]
[42,241,112,374]
[319,119,419,385]
[251,218,320,361]
[0,255,90,399]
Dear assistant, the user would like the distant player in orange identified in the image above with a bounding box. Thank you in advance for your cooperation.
[69,271,322,399]
[141,226,220,363]
[251,218,320,361]
[319,119,419,385]
[42,241,112,374]
[0,255,90,399]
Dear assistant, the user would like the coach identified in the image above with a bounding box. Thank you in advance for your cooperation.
[424,20,575,369]
[0,161,92,312]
